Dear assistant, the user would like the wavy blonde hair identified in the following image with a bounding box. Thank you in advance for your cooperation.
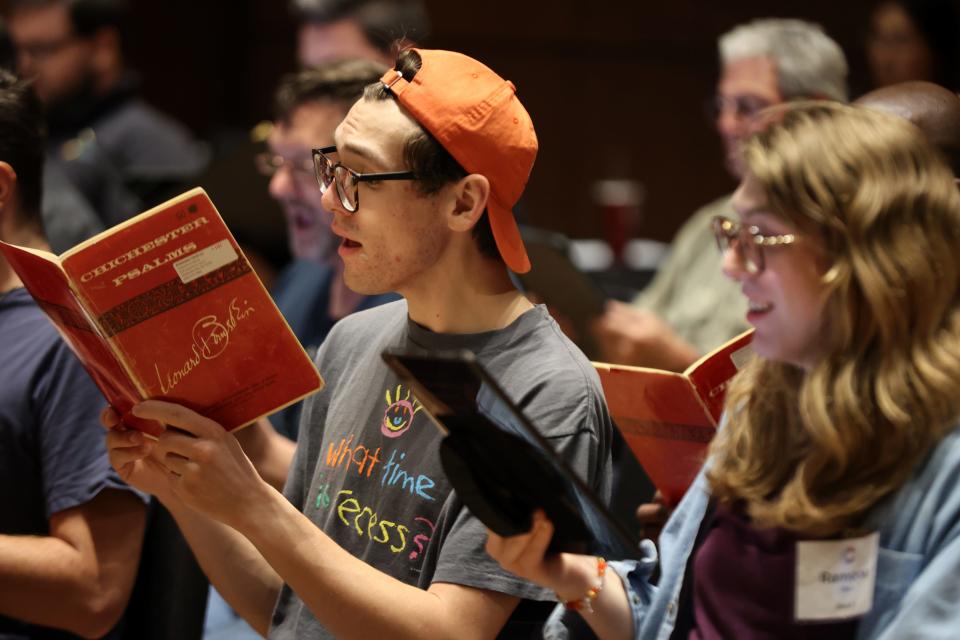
[707,102,960,536]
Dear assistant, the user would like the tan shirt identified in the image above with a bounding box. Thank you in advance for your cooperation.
[633,195,749,354]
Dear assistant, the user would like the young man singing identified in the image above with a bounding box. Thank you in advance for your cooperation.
[106,48,612,639]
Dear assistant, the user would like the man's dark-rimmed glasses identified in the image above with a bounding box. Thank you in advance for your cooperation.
[312,145,416,213]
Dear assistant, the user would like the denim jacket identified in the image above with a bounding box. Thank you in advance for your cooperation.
[543,425,960,640]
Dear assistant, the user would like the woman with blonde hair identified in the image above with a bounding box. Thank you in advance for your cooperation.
[487,102,960,639]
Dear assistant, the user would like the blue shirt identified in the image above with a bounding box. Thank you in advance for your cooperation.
[0,288,146,639]
[544,424,960,640]
[269,260,398,439]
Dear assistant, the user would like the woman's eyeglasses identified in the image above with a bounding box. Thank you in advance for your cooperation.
[711,215,797,274]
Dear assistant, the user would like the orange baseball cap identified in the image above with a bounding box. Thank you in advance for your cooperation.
[380,48,537,273]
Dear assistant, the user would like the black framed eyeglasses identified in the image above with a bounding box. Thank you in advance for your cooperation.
[312,145,417,213]
[711,215,796,274]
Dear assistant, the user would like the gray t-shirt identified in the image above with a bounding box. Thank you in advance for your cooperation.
[269,300,613,639]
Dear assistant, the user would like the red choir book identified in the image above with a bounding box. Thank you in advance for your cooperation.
[0,187,322,436]
[595,330,754,505]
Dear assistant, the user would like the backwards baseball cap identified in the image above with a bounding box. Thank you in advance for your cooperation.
[379,48,538,273]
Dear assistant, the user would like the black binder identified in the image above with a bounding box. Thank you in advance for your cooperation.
[381,348,642,559]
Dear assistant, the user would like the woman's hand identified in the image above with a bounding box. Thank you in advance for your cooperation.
[636,491,671,541]
[485,510,605,602]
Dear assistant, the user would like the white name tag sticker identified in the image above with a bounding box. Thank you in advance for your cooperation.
[795,532,879,622]
[174,239,238,284]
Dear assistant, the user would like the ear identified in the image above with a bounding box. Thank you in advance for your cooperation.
[445,174,490,233]
[0,161,17,207]
[90,27,122,78]
[0,161,18,231]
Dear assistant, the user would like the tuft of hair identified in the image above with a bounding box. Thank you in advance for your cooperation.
[708,102,960,536]
[719,18,849,102]
[0,68,45,230]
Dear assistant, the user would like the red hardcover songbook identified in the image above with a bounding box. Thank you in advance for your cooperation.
[594,330,754,505]
[0,187,323,436]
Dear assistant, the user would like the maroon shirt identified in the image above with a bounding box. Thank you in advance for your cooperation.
[688,504,858,640]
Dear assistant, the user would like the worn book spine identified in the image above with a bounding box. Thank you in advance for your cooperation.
[0,241,163,433]
[686,330,755,424]
[596,329,754,504]
[59,188,322,432]
[597,365,715,506]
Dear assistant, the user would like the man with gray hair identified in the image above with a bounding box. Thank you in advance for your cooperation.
[592,18,848,371]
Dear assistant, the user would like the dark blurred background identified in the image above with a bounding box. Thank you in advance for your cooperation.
[0,0,907,243]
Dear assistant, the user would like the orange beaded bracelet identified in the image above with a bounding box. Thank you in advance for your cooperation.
[561,557,607,613]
